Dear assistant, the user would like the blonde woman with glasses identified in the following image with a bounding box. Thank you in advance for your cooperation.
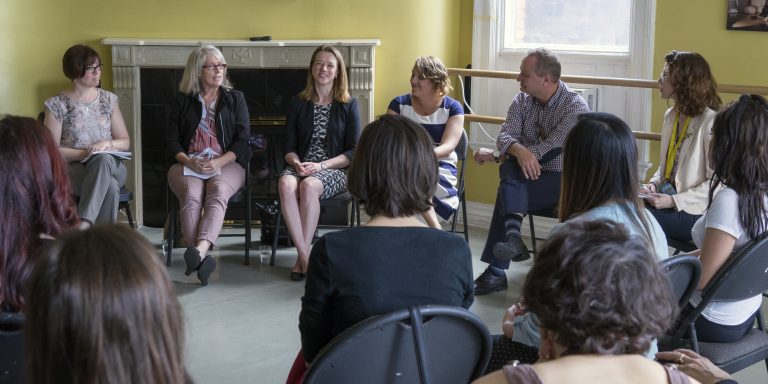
[166,45,251,286]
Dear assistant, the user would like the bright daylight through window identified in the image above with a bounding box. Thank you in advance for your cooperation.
[503,0,632,53]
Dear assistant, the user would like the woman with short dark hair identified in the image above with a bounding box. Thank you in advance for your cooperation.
[474,220,690,384]
[286,114,473,383]
[25,225,189,384]
[43,44,131,228]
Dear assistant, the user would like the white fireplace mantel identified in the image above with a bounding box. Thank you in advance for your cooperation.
[101,38,381,227]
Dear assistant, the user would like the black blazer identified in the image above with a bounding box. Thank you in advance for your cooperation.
[284,96,361,162]
[166,88,251,169]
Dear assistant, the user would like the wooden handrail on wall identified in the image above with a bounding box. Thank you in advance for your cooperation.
[449,67,768,143]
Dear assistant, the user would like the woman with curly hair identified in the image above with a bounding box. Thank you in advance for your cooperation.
[474,220,692,384]
[642,51,722,243]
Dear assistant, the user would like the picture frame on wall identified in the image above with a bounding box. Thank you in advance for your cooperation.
[728,0,768,31]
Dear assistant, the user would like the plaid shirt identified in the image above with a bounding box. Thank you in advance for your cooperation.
[497,81,590,172]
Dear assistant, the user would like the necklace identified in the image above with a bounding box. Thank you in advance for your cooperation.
[412,96,442,116]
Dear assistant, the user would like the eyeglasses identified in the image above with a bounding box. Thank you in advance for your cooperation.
[202,64,227,71]
[85,64,103,75]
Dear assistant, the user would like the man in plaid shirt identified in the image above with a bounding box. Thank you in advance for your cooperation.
[473,48,589,295]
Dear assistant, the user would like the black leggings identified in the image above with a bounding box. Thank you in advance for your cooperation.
[646,206,701,242]
[694,311,757,343]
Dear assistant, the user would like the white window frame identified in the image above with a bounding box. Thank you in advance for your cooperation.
[468,0,656,172]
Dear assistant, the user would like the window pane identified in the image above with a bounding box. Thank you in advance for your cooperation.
[504,0,631,53]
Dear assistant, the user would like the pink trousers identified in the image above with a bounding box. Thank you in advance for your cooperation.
[167,162,245,246]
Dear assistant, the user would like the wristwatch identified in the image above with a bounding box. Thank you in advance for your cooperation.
[320,162,327,170]
[493,150,501,163]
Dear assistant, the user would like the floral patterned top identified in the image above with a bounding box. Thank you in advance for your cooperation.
[44,88,117,149]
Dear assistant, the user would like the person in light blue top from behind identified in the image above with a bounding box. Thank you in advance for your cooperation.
[552,112,668,259]
[485,112,669,372]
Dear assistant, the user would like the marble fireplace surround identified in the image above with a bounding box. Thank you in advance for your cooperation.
[101,38,380,227]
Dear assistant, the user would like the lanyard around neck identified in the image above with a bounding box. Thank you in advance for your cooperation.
[664,114,691,180]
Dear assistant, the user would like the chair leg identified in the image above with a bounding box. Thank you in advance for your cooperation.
[244,194,251,266]
[122,202,135,229]
[167,203,176,267]
[355,200,361,226]
[270,210,281,267]
[461,193,469,244]
[348,199,355,228]
[528,214,537,256]
[690,323,700,353]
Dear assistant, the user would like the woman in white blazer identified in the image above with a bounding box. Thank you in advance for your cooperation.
[642,51,721,243]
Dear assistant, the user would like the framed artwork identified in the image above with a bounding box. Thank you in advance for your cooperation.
[728,0,768,31]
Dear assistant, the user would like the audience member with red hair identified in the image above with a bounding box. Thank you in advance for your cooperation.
[0,115,78,313]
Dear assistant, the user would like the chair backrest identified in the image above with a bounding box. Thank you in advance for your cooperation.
[455,130,468,162]
[303,305,491,384]
[0,312,25,384]
[702,236,768,303]
[660,254,702,308]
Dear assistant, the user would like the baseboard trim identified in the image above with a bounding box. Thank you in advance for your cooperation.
[464,201,559,239]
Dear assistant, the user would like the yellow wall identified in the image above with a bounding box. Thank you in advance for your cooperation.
[648,0,768,177]
[464,0,768,206]
[5,0,762,206]
[0,0,465,118]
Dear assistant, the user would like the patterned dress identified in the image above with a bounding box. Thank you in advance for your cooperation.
[44,88,117,149]
[281,103,347,199]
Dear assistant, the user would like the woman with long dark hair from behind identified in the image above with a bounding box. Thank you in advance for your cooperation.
[643,51,722,243]
[485,112,668,371]
[0,115,78,313]
[687,94,768,343]
[25,225,189,384]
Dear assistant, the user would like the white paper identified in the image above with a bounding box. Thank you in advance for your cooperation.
[81,150,133,163]
[183,165,221,180]
[182,148,221,179]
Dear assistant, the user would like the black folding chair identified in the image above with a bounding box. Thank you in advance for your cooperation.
[304,305,491,384]
[661,237,768,375]
[0,311,25,384]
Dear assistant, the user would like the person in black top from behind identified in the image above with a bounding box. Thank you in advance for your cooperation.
[285,114,474,383]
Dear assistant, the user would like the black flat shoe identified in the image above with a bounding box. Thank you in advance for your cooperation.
[492,235,531,262]
[197,255,216,287]
[290,271,306,281]
[183,247,201,276]
[473,267,508,295]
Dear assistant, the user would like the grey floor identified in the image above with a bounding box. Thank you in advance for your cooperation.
[133,224,767,384]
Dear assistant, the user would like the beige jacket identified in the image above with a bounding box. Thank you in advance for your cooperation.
[649,108,716,215]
